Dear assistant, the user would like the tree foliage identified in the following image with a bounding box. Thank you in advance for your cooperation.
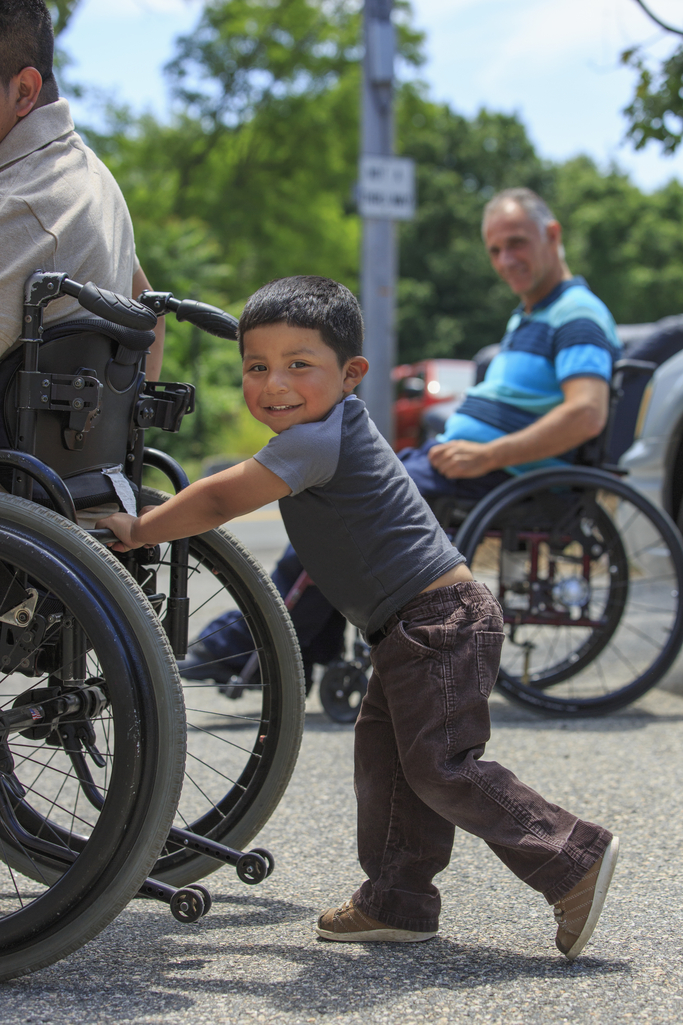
[622,44,683,154]
[67,0,683,460]
[620,0,683,154]
[47,0,83,37]
[396,92,553,360]
[551,158,683,325]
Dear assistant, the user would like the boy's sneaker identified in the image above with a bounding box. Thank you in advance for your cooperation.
[553,836,620,960]
[316,899,437,943]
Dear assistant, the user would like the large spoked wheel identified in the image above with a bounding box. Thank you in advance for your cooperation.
[134,488,305,887]
[455,467,683,716]
[0,497,185,982]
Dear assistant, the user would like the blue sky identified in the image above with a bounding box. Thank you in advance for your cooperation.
[60,0,683,192]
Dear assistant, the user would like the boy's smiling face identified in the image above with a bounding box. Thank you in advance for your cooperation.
[242,323,368,433]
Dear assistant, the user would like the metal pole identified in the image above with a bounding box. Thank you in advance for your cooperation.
[360,0,396,440]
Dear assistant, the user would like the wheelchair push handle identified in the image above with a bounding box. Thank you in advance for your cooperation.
[24,273,238,341]
[175,299,239,340]
[62,278,157,335]
[136,291,239,341]
[23,271,158,337]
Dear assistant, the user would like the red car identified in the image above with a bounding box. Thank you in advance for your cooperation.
[392,358,476,451]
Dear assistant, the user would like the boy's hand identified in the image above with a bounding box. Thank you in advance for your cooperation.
[96,460,290,551]
[96,511,142,552]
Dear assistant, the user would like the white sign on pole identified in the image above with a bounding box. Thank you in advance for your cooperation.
[358,155,415,220]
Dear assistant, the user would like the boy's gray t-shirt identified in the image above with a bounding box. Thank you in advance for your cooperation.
[253,395,464,637]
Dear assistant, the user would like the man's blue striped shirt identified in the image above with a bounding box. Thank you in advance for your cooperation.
[438,277,621,474]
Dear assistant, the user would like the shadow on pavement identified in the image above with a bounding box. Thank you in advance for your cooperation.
[3,916,631,1022]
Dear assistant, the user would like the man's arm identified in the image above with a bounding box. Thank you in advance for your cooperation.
[132,266,165,380]
[98,458,291,551]
[428,376,609,479]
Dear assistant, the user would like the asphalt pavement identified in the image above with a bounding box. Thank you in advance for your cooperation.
[2,509,683,1024]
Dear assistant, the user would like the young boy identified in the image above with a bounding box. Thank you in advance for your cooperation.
[100,276,618,960]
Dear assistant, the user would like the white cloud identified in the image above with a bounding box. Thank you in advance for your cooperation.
[414,0,683,77]
[414,0,681,94]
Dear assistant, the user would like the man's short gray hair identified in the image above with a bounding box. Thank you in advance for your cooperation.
[482,188,557,234]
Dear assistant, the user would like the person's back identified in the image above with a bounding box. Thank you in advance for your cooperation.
[0,0,163,378]
[0,97,137,352]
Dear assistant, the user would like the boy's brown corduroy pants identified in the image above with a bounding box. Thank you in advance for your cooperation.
[354,581,612,933]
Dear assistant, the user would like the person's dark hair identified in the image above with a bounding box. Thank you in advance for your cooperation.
[239,276,364,366]
[0,0,57,100]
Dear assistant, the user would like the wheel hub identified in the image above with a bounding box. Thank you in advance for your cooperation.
[551,575,591,616]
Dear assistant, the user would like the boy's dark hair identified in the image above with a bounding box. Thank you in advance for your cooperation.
[0,0,57,100]
[239,276,364,367]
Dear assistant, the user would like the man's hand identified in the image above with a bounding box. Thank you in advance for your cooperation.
[428,440,499,479]
[428,377,610,479]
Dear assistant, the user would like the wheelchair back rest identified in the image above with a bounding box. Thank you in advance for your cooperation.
[1,318,152,498]
[574,358,658,469]
[605,320,683,464]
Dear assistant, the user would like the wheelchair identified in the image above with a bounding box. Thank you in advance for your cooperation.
[431,359,683,717]
[0,272,305,980]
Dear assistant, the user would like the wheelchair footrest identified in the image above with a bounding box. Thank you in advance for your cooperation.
[167,825,275,885]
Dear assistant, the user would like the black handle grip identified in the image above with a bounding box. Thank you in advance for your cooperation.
[175,300,238,340]
[90,528,118,545]
[78,282,158,331]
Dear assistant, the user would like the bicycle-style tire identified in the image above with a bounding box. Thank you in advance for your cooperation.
[0,497,185,981]
[455,467,683,716]
[137,488,305,886]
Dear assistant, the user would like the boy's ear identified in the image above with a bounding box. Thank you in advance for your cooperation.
[342,356,369,393]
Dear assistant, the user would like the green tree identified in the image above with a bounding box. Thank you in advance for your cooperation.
[622,45,683,154]
[621,0,683,153]
[47,0,83,36]
[66,0,683,463]
[552,156,683,324]
[396,93,553,360]
[78,0,422,461]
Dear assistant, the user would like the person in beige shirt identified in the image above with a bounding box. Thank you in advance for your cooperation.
[0,0,164,378]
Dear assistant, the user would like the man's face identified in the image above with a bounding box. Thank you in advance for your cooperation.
[483,202,562,307]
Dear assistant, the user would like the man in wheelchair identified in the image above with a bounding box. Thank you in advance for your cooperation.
[0,0,164,379]
[0,0,166,525]
[179,187,622,690]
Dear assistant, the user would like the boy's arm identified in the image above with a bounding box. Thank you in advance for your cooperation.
[98,458,291,551]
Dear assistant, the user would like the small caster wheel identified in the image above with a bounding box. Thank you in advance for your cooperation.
[236,851,268,885]
[319,662,368,723]
[170,887,205,923]
[248,847,275,877]
[188,884,212,916]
